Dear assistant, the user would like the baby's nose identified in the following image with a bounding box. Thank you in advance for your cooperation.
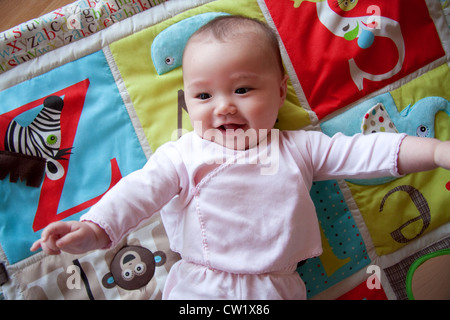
[214,98,237,116]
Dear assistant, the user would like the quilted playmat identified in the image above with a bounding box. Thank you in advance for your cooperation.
[0,0,449,300]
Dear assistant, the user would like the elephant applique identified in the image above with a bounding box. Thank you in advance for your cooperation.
[151,12,230,75]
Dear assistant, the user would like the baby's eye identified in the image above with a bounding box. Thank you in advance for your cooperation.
[235,88,250,94]
[197,93,211,100]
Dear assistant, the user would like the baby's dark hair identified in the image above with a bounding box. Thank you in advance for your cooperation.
[186,15,285,77]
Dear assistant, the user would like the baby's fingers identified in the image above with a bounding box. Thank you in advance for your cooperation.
[30,239,42,252]
[30,235,62,255]
[40,237,62,255]
[30,221,74,254]
[40,221,73,241]
[53,227,95,254]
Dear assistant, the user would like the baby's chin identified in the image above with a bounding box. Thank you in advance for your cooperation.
[200,127,270,150]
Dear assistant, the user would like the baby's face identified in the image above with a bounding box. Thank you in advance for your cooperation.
[183,34,287,150]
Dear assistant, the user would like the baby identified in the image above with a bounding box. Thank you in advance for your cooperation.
[31,15,450,299]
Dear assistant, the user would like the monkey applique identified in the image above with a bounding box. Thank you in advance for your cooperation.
[102,245,166,290]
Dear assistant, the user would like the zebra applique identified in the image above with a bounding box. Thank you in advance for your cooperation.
[2,95,72,185]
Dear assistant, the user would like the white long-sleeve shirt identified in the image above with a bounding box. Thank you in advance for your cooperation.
[82,129,405,270]
[81,130,405,298]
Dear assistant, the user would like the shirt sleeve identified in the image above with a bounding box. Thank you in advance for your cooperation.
[304,131,407,181]
[80,144,182,248]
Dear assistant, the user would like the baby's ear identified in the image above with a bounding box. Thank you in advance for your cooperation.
[279,74,289,108]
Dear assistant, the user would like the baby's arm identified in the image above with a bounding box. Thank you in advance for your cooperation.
[397,136,450,174]
[30,143,182,256]
[30,221,111,255]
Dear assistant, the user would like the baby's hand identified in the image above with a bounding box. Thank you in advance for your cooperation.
[434,140,450,171]
[30,221,110,255]
[398,137,450,174]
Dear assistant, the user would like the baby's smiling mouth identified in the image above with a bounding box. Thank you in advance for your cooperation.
[217,123,246,133]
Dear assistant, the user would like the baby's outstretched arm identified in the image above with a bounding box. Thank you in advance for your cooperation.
[398,136,450,174]
[30,221,111,255]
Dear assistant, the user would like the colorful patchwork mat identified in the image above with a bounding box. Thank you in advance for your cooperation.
[0,0,449,300]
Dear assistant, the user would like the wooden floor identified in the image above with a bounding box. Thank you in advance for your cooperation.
[0,0,75,32]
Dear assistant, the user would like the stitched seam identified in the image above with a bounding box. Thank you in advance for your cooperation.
[194,193,211,268]
[192,152,245,269]
[196,151,244,190]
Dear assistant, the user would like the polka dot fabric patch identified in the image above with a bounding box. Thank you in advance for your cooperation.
[361,103,398,134]
[298,180,370,297]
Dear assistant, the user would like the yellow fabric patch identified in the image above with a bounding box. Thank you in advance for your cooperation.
[391,64,450,112]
